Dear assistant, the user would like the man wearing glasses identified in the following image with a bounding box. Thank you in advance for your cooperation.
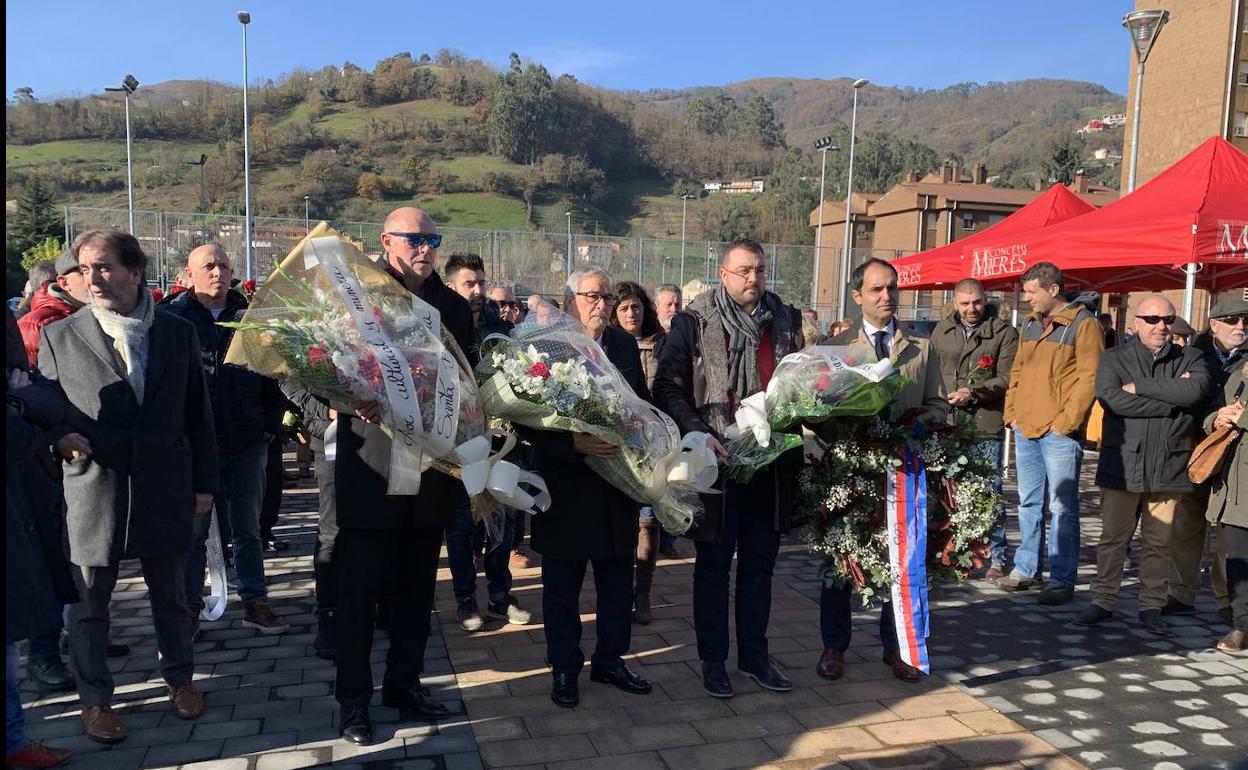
[653,239,804,699]
[1076,295,1211,635]
[332,208,472,745]
[488,283,524,325]
[521,266,653,709]
[1167,298,1247,623]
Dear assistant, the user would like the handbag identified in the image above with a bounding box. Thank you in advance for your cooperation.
[1187,425,1238,484]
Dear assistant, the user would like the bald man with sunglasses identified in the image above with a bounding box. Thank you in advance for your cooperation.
[1076,296,1212,636]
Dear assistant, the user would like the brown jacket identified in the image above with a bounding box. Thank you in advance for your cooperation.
[1004,301,1103,439]
[930,308,1019,437]
[1204,362,1247,528]
[829,321,949,425]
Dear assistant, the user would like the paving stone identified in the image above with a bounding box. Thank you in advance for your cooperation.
[255,749,331,770]
[765,726,882,760]
[657,737,780,770]
[477,734,598,767]
[142,739,225,767]
[587,722,705,755]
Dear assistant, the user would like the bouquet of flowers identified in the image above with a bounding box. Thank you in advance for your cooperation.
[796,415,999,603]
[475,303,717,535]
[723,345,909,483]
[221,224,548,519]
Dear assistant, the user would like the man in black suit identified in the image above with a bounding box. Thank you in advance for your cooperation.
[333,207,472,745]
[522,266,653,709]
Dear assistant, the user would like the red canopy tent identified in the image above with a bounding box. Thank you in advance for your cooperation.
[893,184,1096,289]
[905,136,1248,293]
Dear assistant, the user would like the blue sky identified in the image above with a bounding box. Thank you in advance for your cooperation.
[6,0,1135,99]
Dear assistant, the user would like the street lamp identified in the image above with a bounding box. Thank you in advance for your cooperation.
[811,136,836,313]
[183,154,207,214]
[238,10,254,279]
[104,74,139,234]
[838,78,868,321]
[565,210,573,277]
[304,196,310,233]
[679,191,696,285]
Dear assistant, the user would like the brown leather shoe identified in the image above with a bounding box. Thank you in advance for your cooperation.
[80,706,126,744]
[169,683,206,720]
[882,650,923,683]
[816,649,845,680]
[1216,629,1246,655]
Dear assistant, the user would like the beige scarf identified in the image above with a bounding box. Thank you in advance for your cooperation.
[91,288,154,403]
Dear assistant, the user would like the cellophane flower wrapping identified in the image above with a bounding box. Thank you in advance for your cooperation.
[221,225,498,527]
[474,303,703,534]
[724,345,909,483]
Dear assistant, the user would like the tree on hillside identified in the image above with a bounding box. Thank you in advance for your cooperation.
[696,195,758,242]
[6,176,63,295]
[1042,130,1081,185]
[683,93,739,136]
[487,53,554,165]
[741,96,785,149]
[761,149,818,244]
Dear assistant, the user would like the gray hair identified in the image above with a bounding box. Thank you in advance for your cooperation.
[564,265,614,301]
[656,283,682,301]
[28,260,58,288]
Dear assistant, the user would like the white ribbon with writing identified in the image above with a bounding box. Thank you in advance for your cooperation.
[200,506,228,621]
[304,236,429,495]
[453,432,551,515]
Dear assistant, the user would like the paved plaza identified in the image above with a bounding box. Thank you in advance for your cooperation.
[13,454,1248,770]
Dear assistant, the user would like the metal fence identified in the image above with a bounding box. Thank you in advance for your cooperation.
[64,206,942,321]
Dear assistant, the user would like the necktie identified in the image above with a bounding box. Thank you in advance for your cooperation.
[873,330,890,361]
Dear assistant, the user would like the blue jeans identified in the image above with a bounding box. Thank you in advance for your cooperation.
[6,644,26,755]
[978,438,1008,567]
[1012,429,1083,587]
[445,494,513,603]
[186,441,270,610]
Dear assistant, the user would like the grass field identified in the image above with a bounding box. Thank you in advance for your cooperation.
[315,100,471,140]
[6,140,217,170]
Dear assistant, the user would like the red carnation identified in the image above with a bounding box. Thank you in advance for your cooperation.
[308,346,328,367]
[242,279,257,295]
[814,373,831,391]
[528,362,550,379]
[978,355,994,369]
[150,288,164,303]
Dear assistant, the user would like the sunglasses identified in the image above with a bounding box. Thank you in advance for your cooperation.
[496,300,520,309]
[1135,314,1176,326]
[1214,314,1247,326]
[385,231,442,249]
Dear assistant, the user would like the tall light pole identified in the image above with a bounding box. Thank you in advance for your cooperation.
[104,74,140,234]
[811,136,835,313]
[679,191,695,285]
[838,78,868,321]
[1123,11,1184,316]
[565,210,573,277]
[238,10,254,279]
[304,195,311,233]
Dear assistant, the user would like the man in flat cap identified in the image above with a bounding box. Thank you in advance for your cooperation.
[17,251,90,369]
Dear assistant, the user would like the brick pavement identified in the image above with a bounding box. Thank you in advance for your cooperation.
[14,452,1248,770]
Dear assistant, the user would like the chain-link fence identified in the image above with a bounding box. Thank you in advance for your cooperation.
[65,206,943,322]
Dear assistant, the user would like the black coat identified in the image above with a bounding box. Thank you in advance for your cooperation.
[6,388,77,644]
[1094,338,1212,493]
[522,325,646,561]
[334,269,474,531]
[161,290,286,455]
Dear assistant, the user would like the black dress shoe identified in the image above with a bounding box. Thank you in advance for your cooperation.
[28,658,75,691]
[551,673,579,708]
[701,661,733,699]
[589,665,652,695]
[739,659,793,692]
[339,706,373,745]
[381,685,452,720]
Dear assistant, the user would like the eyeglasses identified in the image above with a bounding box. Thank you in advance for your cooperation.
[497,300,520,309]
[574,291,617,306]
[1214,314,1247,326]
[724,267,768,279]
[385,232,442,249]
[1136,314,1176,326]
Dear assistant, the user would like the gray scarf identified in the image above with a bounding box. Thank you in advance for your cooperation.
[710,284,777,401]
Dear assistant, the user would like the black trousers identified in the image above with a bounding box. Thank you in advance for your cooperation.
[541,554,633,676]
[693,468,781,668]
[69,554,193,706]
[259,436,284,541]
[334,526,442,706]
[1223,523,1248,633]
[820,583,899,653]
[312,449,337,618]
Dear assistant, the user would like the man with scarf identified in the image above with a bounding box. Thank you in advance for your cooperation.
[331,207,471,745]
[820,258,947,684]
[18,251,89,369]
[653,238,804,699]
[14,230,218,744]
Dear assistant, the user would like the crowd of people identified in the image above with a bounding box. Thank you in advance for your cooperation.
[5,205,1244,764]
